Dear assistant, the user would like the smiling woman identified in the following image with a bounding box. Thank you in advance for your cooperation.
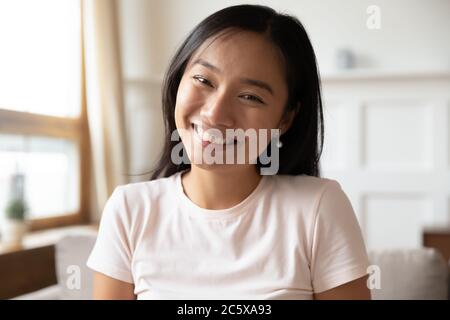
[87,4,371,300]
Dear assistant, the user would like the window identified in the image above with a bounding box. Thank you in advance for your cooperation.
[0,0,89,231]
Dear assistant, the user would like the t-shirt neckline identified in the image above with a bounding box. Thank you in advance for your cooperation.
[175,169,268,219]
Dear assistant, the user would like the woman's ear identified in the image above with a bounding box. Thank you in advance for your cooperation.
[279,103,300,135]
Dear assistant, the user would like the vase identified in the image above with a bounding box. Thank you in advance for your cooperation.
[1,218,28,245]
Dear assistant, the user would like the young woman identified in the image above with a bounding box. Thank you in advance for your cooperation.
[87,4,371,300]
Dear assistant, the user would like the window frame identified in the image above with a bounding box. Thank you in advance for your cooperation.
[0,111,90,231]
[0,7,90,231]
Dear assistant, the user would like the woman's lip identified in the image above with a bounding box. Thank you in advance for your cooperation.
[191,123,210,147]
[191,123,237,146]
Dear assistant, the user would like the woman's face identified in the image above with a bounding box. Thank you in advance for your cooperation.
[174,30,291,171]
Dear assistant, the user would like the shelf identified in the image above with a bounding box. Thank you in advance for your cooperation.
[321,69,450,82]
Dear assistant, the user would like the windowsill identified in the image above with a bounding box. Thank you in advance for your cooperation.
[0,223,98,255]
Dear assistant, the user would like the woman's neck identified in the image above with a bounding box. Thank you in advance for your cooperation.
[181,165,262,210]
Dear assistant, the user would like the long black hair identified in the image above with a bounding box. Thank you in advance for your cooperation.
[150,4,324,179]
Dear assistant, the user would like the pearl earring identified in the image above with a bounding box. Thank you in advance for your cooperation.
[276,140,283,148]
[276,127,283,148]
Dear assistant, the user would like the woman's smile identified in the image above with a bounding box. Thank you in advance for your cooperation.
[191,122,238,147]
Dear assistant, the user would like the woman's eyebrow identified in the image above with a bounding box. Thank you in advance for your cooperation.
[192,58,274,96]
[240,78,274,96]
[193,58,221,73]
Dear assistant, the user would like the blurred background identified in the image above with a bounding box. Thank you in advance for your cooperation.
[0,0,449,299]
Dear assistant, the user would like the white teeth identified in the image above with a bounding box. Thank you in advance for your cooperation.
[210,133,223,144]
[194,124,204,137]
[193,123,235,145]
[203,130,221,144]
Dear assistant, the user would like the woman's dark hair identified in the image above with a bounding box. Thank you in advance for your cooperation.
[150,4,324,179]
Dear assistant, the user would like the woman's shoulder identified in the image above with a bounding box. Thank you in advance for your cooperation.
[101,174,180,228]
[269,174,346,209]
[269,174,352,222]
[272,174,341,196]
[113,174,178,203]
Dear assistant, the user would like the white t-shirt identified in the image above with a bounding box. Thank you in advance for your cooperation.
[87,170,369,300]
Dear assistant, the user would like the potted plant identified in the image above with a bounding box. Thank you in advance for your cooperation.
[2,196,29,245]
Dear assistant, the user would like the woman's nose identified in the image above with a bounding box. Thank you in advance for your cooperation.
[199,92,235,128]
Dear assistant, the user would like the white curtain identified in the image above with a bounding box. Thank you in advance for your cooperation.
[82,0,129,219]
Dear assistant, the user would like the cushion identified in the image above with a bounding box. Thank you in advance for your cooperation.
[368,248,449,299]
[55,230,97,300]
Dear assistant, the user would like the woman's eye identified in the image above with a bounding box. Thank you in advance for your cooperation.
[192,75,213,87]
[240,94,265,104]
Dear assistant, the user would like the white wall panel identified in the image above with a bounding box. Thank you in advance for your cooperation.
[362,100,433,171]
[363,194,433,249]
[321,74,450,250]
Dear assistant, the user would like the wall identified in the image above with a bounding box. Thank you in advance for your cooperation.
[119,0,450,77]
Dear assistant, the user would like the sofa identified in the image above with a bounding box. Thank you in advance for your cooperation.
[13,232,450,300]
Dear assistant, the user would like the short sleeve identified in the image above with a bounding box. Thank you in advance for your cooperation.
[310,180,370,293]
[86,187,134,283]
